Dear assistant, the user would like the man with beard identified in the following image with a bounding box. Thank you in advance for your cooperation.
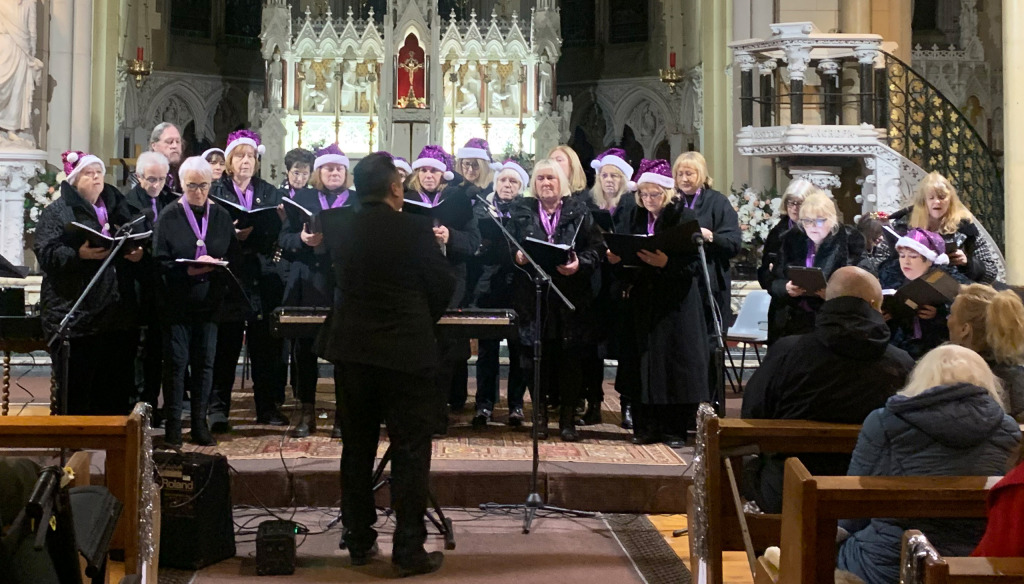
[128,122,184,194]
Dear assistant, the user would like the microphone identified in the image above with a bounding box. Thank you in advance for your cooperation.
[115,213,149,236]
[692,231,706,245]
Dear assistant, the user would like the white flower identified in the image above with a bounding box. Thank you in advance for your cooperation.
[29,207,39,221]
[33,182,48,196]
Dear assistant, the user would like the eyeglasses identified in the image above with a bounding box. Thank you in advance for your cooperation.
[786,200,803,209]
[639,192,663,200]
[142,176,166,185]
[460,161,480,170]
[185,182,211,192]
[799,217,829,228]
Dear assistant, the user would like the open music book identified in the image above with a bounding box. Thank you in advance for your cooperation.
[175,258,230,267]
[210,194,281,230]
[403,195,474,228]
[882,268,960,314]
[603,220,701,266]
[65,222,152,250]
[281,197,321,233]
[522,237,573,272]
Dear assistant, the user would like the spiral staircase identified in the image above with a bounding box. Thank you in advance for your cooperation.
[729,22,1006,278]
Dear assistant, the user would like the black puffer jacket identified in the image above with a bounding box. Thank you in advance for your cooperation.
[35,182,139,339]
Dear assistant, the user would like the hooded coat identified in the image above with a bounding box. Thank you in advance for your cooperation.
[741,296,915,512]
[836,383,1021,584]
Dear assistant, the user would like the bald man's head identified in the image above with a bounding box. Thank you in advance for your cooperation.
[825,266,883,310]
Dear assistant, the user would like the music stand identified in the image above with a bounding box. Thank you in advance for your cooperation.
[473,195,597,534]
[693,234,726,416]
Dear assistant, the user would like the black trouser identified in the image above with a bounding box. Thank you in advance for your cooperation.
[137,323,165,408]
[520,343,582,429]
[209,320,245,425]
[292,337,330,404]
[210,316,287,421]
[633,403,699,440]
[53,329,137,416]
[164,321,217,429]
[474,339,526,411]
[436,338,470,411]
[580,343,604,405]
[336,362,435,564]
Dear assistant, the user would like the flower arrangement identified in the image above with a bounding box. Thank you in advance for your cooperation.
[24,168,62,235]
[728,184,781,247]
[499,144,534,176]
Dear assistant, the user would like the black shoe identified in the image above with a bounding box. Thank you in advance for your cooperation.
[578,401,602,426]
[507,407,524,427]
[150,408,164,429]
[621,404,634,430]
[163,419,183,448]
[350,542,379,566]
[331,424,343,439]
[257,409,288,426]
[189,419,217,447]
[631,433,659,445]
[210,421,231,434]
[290,404,317,438]
[560,427,580,442]
[662,435,687,449]
[394,551,444,578]
[471,408,491,429]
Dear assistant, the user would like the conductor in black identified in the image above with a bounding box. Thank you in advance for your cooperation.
[320,152,455,576]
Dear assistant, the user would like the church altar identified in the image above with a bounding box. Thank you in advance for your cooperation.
[253,0,567,181]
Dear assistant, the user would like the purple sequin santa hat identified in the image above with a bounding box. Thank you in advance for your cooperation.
[411,145,454,181]
[498,158,529,188]
[224,129,265,159]
[896,228,950,265]
[457,138,502,171]
[591,148,636,191]
[377,150,412,174]
[314,143,350,171]
[633,158,674,190]
[62,150,105,185]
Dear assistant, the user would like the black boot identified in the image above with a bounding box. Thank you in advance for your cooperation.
[579,400,602,426]
[189,395,216,446]
[621,403,634,430]
[291,403,316,438]
[559,404,579,442]
[163,417,183,448]
[331,409,343,439]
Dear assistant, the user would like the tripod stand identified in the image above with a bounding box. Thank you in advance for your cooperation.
[474,195,597,534]
[331,444,456,550]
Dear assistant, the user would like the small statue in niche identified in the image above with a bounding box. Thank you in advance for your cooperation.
[267,49,283,109]
[537,56,553,113]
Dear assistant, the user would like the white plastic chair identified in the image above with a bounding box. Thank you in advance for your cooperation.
[725,290,771,392]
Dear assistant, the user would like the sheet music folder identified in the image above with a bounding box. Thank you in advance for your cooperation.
[603,220,701,266]
[788,266,828,293]
[883,268,961,314]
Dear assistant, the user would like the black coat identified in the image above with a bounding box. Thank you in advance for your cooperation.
[888,206,998,284]
[741,296,915,511]
[758,218,793,290]
[210,175,283,320]
[616,203,710,405]
[471,193,520,309]
[876,258,969,360]
[766,224,865,343]
[122,185,179,324]
[278,187,358,307]
[35,182,140,339]
[123,184,179,224]
[507,195,602,348]
[404,176,481,308]
[673,187,742,326]
[151,200,239,324]
[316,203,455,378]
[594,195,638,353]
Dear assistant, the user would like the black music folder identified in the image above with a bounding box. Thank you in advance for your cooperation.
[65,222,152,250]
[319,206,357,259]
[604,220,701,266]
[0,254,29,278]
[210,194,281,230]
[882,268,961,314]
[403,195,474,228]
[175,258,230,268]
[522,237,572,272]
[281,197,321,233]
[591,209,614,232]
[788,266,827,293]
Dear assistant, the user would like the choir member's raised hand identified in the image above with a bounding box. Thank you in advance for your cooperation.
[949,249,967,266]
[638,249,668,268]
[515,250,528,266]
[606,249,621,265]
[785,280,806,297]
[234,220,254,241]
[917,305,938,320]
[556,251,580,276]
[187,254,218,277]
[300,224,323,248]
[78,241,111,261]
[124,246,144,263]
[433,225,450,245]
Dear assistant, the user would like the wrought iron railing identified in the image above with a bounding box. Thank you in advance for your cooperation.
[882,52,1004,250]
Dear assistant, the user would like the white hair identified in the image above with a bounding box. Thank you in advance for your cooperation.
[177,156,213,186]
[495,168,525,194]
[136,151,169,177]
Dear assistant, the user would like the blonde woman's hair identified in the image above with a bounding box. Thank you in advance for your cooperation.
[224,143,260,177]
[952,284,1024,366]
[633,184,674,209]
[529,159,572,199]
[590,164,630,209]
[901,344,1004,409]
[407,167,448,193]
[908,171,974,234]
[310,163,353,191]
[782,178,820,210]
[547,145,587,193]
[458,157,494,189]
[799,191,840,235]
[672,151,712,189]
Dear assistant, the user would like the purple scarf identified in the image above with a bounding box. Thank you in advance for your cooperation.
[419,191,443,207]
[92,198,110,236]
[182,199,210,259]
[233,181,254,210]
[681,188,702,210]
[539,201,562,243]
[319,190,349,210]
[805,239,817,268]
[647,211,657,235]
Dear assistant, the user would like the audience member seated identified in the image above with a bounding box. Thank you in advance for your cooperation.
[741,266,915,513]
[948,283,1024,421]
[836,344,1021,584]
[971,455,1024,558]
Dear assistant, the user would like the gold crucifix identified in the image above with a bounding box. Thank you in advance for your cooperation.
[397,51,425,108]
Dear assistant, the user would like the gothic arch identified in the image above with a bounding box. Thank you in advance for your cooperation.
[607,86,673,157]
[143,82,210,141]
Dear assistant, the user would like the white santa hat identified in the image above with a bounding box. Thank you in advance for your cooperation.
[591,148,637,191]
[63,150,106,185]
[895,228,950,266]
[313,143,351,171]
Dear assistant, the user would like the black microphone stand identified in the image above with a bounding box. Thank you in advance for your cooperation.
[692,233,726,416]
[474,195,596,534]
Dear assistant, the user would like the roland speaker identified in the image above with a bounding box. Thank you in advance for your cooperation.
[154,451,235,569]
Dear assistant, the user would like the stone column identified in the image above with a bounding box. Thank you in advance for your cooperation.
[784,44,811,125]
[839,0,871,34]
[1004,0,1024,284]
[700,0,733,186]
[0,152,46,265]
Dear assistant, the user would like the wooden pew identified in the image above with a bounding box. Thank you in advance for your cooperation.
[900,530,1024,584]
[686,407,862,584]
[755,458,996,584]
[0,404,150,576]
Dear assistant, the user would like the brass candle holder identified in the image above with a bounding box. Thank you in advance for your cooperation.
[659,67,683,94]
[127,58,153,88]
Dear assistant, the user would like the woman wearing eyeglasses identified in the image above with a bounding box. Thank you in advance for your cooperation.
[758,179,814,290]
[153,156,240,446]
[766,190,865,343]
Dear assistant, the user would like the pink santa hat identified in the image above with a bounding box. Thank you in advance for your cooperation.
[62,150,106,185]
[632,158,674,190]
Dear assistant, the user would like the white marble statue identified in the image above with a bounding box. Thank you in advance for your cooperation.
[340,61,369,112]
[0,0,43,142]
[489,71,511,116]
[459,67,481,115]
[537,56,553,113]
[268,51,283,109]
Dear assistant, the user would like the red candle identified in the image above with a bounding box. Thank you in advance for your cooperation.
[137,46,143,61]
[670,52,676,68]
